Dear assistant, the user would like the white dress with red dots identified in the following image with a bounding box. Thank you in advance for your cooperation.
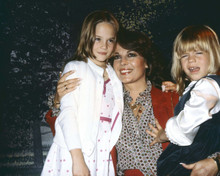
[41,79,115,176]
[84,78,115,175]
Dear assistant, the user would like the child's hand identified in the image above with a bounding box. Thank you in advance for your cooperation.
[72,161,90,176]
[70,149,90,176]
[162,81,177,92]
[146,118,169,146]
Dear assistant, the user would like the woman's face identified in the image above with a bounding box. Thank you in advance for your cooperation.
[113,44,148,85]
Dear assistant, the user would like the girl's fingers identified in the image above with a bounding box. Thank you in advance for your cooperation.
[162,81,177,92]
[146,129,157,138]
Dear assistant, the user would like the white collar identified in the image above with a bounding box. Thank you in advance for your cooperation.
[88,58,105,76]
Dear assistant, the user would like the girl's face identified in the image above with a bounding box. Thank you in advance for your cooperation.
[92,22,116,68]
[180,50,210,81]
[113,44,148,85]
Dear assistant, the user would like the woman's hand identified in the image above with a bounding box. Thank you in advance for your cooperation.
[146,118,169,146]
[70,149,90,176]
[181,158,218,176]
[54,70,81,108]
[162,81,177,92]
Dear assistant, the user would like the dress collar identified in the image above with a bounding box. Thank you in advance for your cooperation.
[88,58,104,76]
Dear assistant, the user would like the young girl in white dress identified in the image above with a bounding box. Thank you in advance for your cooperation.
[147,25,220,175]
[41,10,124,176]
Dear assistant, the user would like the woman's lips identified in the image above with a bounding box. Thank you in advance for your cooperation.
[120,69,132,75]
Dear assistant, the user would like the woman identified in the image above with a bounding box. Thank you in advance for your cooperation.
[111,28,178,175]
[45,28,219,175]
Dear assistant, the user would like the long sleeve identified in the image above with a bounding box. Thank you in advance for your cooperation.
[165,78,220,146]
[56,62,81,151]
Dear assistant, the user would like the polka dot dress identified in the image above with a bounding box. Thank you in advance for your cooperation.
[85,79,115,176]
[41,79,115,176]
[41,143,73,175]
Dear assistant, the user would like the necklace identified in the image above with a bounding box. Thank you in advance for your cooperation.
[129,103,143,121]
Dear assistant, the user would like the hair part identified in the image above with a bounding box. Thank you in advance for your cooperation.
[171,25,220,95]
[73,10,119,62]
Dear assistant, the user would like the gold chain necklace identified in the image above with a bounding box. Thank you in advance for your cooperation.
[129,103,143,121]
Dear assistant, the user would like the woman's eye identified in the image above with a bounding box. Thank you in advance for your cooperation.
[128,53,137,57]
[113,55,120,60]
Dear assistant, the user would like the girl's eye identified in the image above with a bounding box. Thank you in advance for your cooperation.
[195,51,203,55]
[108,39,115,44]
[95,37,100,42]
[180,54,188,59]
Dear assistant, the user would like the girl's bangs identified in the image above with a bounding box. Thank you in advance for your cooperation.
[176,38,209,58]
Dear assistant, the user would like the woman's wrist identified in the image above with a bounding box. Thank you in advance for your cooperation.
[53,101,60,109]
[48,94,60,117]
[53,93,60,109]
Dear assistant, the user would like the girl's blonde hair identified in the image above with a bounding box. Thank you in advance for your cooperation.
[171,25,220,95]
[74,10,119,62]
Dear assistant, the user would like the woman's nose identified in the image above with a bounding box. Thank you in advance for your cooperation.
[120,57,128,65]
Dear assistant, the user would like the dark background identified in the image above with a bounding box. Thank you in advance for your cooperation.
[0,0,219,175]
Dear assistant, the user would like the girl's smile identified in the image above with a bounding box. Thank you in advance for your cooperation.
[92,22,116,68]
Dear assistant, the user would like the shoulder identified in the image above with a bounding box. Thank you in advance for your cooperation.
[193,76,220,96]
[63,61,88,73]
[195,76,220,90]
[65,60,87,68]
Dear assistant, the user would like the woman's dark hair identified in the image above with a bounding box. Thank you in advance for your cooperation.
[113,27,169,89]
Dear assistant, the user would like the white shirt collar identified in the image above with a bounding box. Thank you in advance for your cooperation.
[88,58,104,76]
[183,74,216,95]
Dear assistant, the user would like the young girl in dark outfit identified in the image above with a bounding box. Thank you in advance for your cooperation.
[147,25,220,175]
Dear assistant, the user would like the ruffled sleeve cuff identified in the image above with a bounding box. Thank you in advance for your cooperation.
[165,116,193,146]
